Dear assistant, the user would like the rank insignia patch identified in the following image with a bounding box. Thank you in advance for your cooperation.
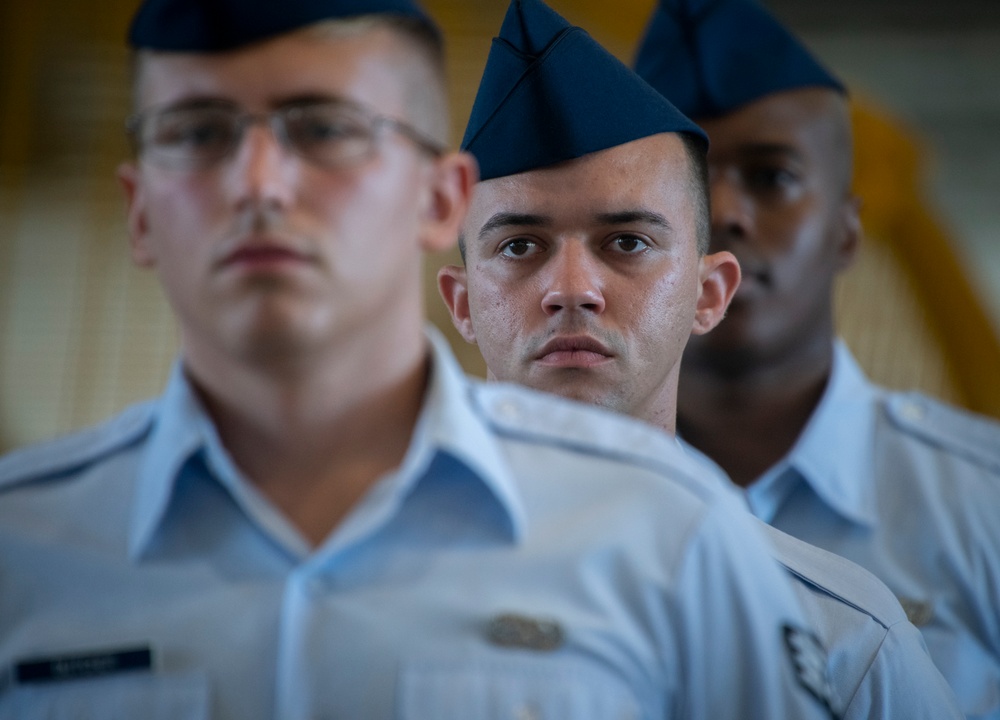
[783,624,839,718]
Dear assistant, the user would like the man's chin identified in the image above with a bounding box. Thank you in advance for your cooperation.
[683,329,773,378]
[221,311,333,368]
[529,374,618,410]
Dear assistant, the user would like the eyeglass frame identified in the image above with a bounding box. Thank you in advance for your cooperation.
[124,96,446,170]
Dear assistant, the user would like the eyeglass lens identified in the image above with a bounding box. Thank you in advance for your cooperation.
[138,103,382,169]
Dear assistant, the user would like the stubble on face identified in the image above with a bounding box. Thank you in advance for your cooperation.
[458,134,704,427]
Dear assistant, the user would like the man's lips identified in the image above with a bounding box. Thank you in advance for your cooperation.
[217,242,314,270]
[710,241,770,292]
[535,336,614,368]
[734,266,768,290]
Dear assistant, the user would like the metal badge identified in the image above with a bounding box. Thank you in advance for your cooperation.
[898,597,934,627]
[486,613,564,652]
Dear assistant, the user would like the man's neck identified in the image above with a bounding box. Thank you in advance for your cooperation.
[183,329,430,547]
[677,338,833,488]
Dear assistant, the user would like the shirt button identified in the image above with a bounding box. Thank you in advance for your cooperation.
[494,398,521,422]
[514,703,541,720]
[305,576,327,598]
[899,400,926,423]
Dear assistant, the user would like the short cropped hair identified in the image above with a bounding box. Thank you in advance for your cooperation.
[680,133,710,256]
[129,13,450,145]
[304,15,449,144]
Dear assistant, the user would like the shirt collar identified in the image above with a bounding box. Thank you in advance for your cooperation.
[759,340,879,527]
[421,326,528,539]
[129,360,216,559]
[322,327,527,559]
[129,328,526,560]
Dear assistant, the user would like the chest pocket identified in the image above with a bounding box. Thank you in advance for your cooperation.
[0,671,209,720]
[397,657,644,720]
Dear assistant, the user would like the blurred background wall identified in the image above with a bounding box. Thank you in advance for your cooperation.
[2,0,999,453]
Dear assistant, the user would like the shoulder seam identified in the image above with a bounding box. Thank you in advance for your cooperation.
[882,392,1000,473]
[468,383,717,502]
[761,523,905,627]
[0,401,157,491]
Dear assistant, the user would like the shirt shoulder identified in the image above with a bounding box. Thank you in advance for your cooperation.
[0,401,157,493]
[759,521,906,629]
[881,391,1000,475]
[468,381,710,493]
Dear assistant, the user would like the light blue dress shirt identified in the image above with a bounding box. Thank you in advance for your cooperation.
[0,330,830,720]
[681,441,963,719]
[747,341,1000,719]
[758,522,962,719]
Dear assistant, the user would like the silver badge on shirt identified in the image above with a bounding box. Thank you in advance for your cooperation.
[898,597,934,627]
[486,613,564,651]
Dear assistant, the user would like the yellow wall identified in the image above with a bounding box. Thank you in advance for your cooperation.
[1,0,997,453]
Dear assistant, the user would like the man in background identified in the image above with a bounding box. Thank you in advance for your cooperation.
[439,1,963,717]
[635,0,1000,715]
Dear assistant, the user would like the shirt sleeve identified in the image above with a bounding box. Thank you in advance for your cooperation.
[841,619,964,720]
[666,498,836,720]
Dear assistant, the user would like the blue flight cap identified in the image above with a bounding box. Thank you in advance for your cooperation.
[633,0,845,119]
[129,0,439,52]
[462,0,708,181]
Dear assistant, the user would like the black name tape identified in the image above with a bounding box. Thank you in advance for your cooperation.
[13,646,153,685]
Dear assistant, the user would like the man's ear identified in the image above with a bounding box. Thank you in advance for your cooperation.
[437,264,477,344]
[693,250,741,335]
[117,161,156,268]
[419,151,479,254]
[835,193,862,273]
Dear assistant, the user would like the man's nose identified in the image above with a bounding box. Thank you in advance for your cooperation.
[226,122,296,211]
[540,242,606,316]
[710,173,753,240]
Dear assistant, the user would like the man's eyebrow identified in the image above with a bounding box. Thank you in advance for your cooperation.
[478,212,550,239]
[274,92,352,108]
[144,94,340,112]
[739,142,803,161]
[594,209,673,232]
[152,96,237,111]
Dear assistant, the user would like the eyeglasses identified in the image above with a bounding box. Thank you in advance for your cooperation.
[126,99,445,170]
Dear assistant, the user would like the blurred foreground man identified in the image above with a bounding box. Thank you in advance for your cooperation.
[0,0,833,718]
[635,0,1000,716]
[440,1,963,718]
